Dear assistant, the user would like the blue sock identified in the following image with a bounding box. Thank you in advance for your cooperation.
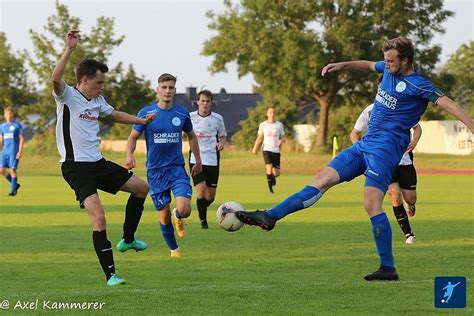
[5,175,12,183]
[11,177,17,193]
[160,222,178,250]
[266,186,322,220]
[370,212,394,268]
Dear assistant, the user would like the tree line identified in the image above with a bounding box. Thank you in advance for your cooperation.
[1,0,472,153]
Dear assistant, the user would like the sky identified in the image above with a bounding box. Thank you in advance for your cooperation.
[0,0,473,93]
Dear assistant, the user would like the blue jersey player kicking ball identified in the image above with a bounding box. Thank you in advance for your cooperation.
[235,37,474,281]
[126,73,202,258]
[1,107,24,196]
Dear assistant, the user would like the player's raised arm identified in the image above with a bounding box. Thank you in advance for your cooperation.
[321,60,376,77]
[436,96,474,133]
[51,30,79,96]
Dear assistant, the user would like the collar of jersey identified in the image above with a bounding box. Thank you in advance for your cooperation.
[74,86,92,101]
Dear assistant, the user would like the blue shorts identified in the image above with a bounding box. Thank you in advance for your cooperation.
[1,154,19,170]
[148,166,192,210]
[328,139,401,192]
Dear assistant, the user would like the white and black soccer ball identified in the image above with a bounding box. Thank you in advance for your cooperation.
[216,201,245,232]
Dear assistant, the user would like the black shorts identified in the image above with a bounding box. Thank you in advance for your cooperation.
[390,164,417,190]
[189,164,220,188]
[262,151,281,169]
[61,158,133,207]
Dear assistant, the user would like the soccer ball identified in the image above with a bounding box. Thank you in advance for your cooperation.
[216,201,245,232]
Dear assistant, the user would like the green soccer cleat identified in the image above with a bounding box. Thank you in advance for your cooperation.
[107,273,125,286]
[116,239,148,252]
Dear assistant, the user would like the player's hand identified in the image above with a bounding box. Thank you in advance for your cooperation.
[216,142,224,151]
[252,148,257,155]
[142,112,156,125]
[16,152,22,159]
[405,140,418,152]
[321,63,343,77]
[125,156,136,170]
[191,161,202,176]
[66,30,80,49]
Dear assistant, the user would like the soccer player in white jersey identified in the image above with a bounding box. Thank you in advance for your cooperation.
[351,103,420,244]
[252,107,285,193]
[189,90,227,229]
[51,30,155,286]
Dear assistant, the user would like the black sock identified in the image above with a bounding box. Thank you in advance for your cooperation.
[393,205,413,236]
[266,174,273,192]
[271,175,276,186]
[92,230,115,281]
[123,195,145,243]
[197,198,208,222]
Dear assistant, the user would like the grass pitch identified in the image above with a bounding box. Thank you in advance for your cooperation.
[0,170,472,315]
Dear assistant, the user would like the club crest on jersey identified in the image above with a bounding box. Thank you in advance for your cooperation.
[78,110,98,122]
[9,125,15,131]
[172,117,181,126]
[396,81,406,92]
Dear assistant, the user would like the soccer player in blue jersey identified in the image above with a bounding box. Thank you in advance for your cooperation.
[1,107,24,196]
[236,37,474,281]
[125,73,202,257]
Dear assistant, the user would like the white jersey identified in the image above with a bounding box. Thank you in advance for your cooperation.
[258,120,285,153]
[354,104,415,166]
[53,84,114,162]
[190,111,227,166]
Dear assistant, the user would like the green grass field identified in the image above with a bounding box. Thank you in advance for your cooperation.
[0,157,473,315]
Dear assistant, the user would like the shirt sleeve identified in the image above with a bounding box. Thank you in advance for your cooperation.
[182,113,193,133]
[133,108,146,134]
[98,97,115,117]
[374,61,385,73]
[52,83,72,102]
[218,117,227,137]
[354,109,369,132]
[410,78,444,103]
[17,122,24,135]
[257,122,264,135]
[279,122,285,137]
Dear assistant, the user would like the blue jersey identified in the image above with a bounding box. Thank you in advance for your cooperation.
[134,103,193,170]
[367,61,443,146]
[1,121,23,155]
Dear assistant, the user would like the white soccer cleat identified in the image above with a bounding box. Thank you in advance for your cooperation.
[405,235,416,244]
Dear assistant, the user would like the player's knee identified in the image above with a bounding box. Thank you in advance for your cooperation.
[135,181,149,198]
[363,199,380,216]
[404,194,417,205]
[92,213,107,228]
[177,205,191,218]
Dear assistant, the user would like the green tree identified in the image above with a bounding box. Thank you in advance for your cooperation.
[105,63,156,139]
[203,0,452,148]
[26,1,124,132]
[0,32,36,113]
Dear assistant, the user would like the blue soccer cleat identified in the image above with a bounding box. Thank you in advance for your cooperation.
[107,273,125,286]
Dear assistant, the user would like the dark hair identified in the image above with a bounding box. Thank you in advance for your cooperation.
[76,59,109,83]
[197,89,213,101]
[382,37,415,64]
[158,73,177,84]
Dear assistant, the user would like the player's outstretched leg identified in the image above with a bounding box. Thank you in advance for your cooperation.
[235,185,322,231]
[160,222,181,257]
[392,204,415,244]
[93,230,125,286]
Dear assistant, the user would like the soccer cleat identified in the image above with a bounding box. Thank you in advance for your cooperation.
[201,221,209,229]
[170,248,181,258]
[116,239,148,252]
[405,235,416,244]
[107,273,126,286]
[173,208,186,238]
[364,266,399,281]
[8,183,20,196]
[407,204,416,217]
[235,210,276,231]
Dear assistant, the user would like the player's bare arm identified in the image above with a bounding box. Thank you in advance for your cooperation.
[406,124,422,152]
[252,134,263,155]
[16,134,25,159]
[187,130,202,176]
[109,110,155,125]
[125,129,141,170]
[216,136,226,151]
[51,30,79,96]
[436,96,474,133]
[350,129,362,144]
[321,60,376,77]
